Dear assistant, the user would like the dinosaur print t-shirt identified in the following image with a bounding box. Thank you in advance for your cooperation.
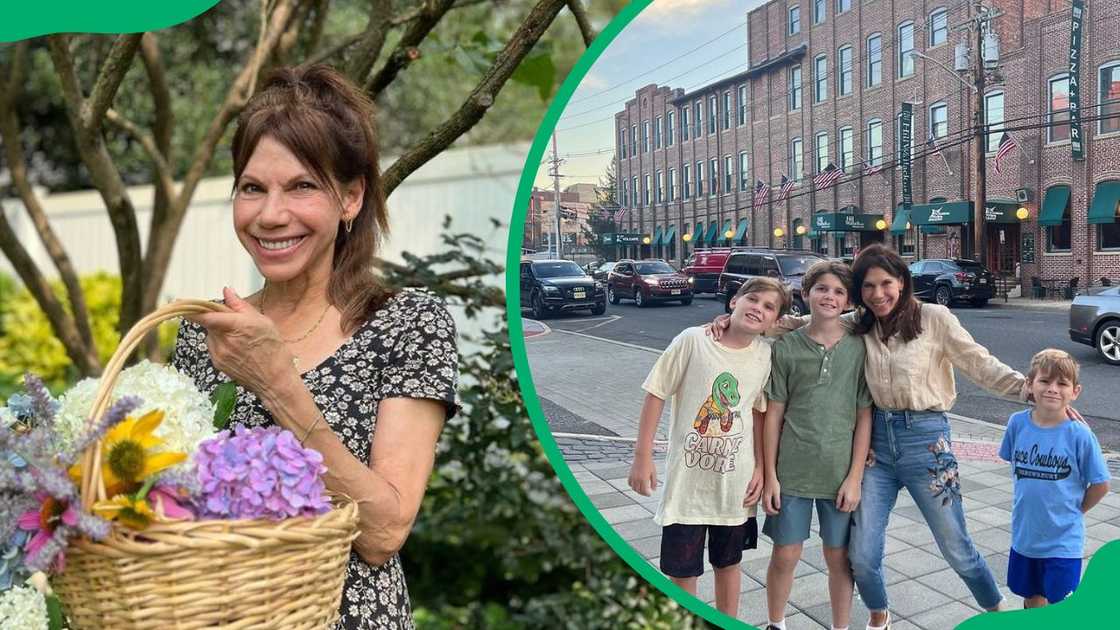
[643,326,771,526]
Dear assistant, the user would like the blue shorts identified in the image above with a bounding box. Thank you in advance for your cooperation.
[762,494,852,548]
[659,519,758,578]
[1007,547,1082,603]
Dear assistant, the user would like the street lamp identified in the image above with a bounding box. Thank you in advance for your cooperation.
[724,229,735,240]
[642,235,651,245]
[875,219,888,230]
[682,233,692,242]
[773,227,785,238]
[1016,207,1029,220]
[795,225,807,235]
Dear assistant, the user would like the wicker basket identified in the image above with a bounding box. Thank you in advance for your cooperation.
[52,300,360,629]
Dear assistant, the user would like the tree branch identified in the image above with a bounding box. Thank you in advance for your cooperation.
[343,0,393,82]
[82,34,143,135]
[105,109,177,197]
[381,0,567,196]
[566,0,595,47]
[365,0,457,97]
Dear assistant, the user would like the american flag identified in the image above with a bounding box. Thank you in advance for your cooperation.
[776,175,795,203]
[812,163,843,189]
[993,132,1017,175]
[612,206,628,222]
[864,160,887,176]
[751,179,768,208]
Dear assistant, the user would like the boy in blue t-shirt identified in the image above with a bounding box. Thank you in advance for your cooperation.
[998,348,1110,608]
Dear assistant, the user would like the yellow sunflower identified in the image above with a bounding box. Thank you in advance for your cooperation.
[69,410,187,490]
[93,494,156,530]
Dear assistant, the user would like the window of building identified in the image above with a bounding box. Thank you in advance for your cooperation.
[896,113,915,161]
[838,45,853,96]
[867,34,882,87]
[894,226,916,256]
[815,132,829,172]
[619,179,627,206]
[709,158,718,195]
[839,126,853,170]
[929,8,948,46]
[631,176,638,206]
[791,137,804,180]
[789,5,800,34]
[867,119,883,165]
[641,121,649,152]
[694,100,703,137]
[1101,62,1120,135]
[1099,222,1120,250]
[814,54,827,102]
[724,155,733,193]
[722,91,731,129]
[683,164,692,199]
[738,85,749,126]
[708,95,718,134]
[653,116,662,149]
[984,90,1004,152]
[666,110,676,146]
[814,0,825,24]
[739,152,749,191]
[929,102,948,138]
[836,0,850,14]
[790,65,802,111]
[696,161,704,196]
[656,170,664,203]
[668,167,676,201]
[619,128,627,159]
[1048,74,1070,143]
[630,125,637,155]
[898,22,915,78]
[643,174,650,206]
[681,107,690,141]
[1047,195,1071,252]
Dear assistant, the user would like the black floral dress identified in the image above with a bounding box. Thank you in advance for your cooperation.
[170,290,458,630]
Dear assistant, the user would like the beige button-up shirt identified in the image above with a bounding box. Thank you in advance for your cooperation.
[776,303,1025,412]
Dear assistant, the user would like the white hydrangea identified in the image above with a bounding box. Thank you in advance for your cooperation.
[55,360,216,459]
[0,584,49,630]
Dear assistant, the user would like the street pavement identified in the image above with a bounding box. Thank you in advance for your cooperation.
[524,311,1120,630]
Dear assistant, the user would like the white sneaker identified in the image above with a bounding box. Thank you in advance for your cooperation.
[865,611,891,630]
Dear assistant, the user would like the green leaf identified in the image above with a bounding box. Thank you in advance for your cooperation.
[211,382,237,430]
[511,50,556,101]
[45,594,67,630]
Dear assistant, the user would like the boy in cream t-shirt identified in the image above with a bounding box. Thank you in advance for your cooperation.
[628,277,791,616]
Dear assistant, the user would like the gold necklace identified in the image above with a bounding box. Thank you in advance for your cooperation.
[260,285,332,365]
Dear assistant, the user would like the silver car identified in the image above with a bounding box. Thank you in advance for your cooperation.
[1069,286,1120,365]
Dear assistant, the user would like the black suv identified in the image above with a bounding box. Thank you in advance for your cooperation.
[519,259,606,319]
[716,249,827,316]
[910,258,995,307]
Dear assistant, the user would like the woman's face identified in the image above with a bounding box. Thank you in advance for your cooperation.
[233,136,362,284]
[861,265,903,319]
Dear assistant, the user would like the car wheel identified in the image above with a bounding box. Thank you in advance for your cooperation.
[590,302,606,316]
[608,286,620,304]
[1096,320,1120,366]
[531,292,548,320]
[680,297,693,306]
[971,298,989,308]
[789,299,805,317]
[635,289,647,308]
[935,285,952,306]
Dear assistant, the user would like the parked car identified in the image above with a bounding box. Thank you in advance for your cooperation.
[608,259,693,307]
[1069,286,1120,365]
[519,258,606,319]
[716,250,827,316]
[909,259,995,307]
[589,261,617,282]
[682,248,735,294]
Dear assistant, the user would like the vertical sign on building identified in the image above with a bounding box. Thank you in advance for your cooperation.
[1069,0,1085,160]
[900,102,913,207]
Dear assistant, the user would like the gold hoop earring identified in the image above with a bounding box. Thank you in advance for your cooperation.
[345,218,354,233]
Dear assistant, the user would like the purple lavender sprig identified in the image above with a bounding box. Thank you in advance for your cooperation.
[64,394,143,465]
[22,372,59,426]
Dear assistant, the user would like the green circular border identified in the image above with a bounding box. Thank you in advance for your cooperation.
[504,2,755,627]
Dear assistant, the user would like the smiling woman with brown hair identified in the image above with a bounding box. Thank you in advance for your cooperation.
[171,64,458,629]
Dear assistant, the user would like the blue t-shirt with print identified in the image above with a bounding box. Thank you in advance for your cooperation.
[999,409,1110,559]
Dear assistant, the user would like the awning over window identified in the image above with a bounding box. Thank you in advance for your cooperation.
[663,224,677,244]
[719,219,734,242]
[1039,185,1070,226]
[651,226,664,246]
[733,218,749,241]
[981,198,1022,224]
[909,200,972,225]
[692,221,705,244]
[705,221,719,243]
[1088,180,1120,224]
[812,211,885,232]
[890,207,911,235]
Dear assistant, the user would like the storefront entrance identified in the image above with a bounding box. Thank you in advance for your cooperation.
[986,222,1020,274]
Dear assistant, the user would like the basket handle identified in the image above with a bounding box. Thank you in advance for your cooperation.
[79,299,230,510]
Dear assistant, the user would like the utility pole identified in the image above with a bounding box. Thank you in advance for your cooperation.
[550,131,564,260]
[970,0,987,264]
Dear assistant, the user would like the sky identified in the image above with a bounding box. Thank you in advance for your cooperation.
[533,0,768,191]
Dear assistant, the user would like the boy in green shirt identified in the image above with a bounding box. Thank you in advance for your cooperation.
[761,260,872,630]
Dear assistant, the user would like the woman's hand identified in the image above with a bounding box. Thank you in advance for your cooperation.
[187,287,297,400]
[706,313,732,341]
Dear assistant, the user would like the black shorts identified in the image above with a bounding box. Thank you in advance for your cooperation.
[659,518,758,578]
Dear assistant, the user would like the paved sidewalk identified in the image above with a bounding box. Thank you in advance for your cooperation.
[527,325,1120,630]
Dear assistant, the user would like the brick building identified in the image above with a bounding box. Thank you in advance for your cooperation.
[524,188,596,253]
[614,0,1120,288]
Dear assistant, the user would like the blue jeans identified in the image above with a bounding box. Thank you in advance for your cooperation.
[849,409,1003,611]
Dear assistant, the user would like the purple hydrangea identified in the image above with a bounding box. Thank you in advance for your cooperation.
[192,426,331,520]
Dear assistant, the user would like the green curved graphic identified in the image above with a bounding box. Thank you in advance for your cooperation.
[2,1,220,42]
[502,2,1120,630]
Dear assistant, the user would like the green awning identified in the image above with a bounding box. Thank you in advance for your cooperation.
[733,218,749,241]
[718,219,734,242]
[692,221,705,244]
[1089,180,1120,224]
[982,198,1022,224]
[909,200,972,225]
[920,225,947,234]
[705,222,719,243]
[664,224,677,244]
[813,212,886,232]
[1039,185,1070,226]
[651,226,664,246]
[890,207,911,234]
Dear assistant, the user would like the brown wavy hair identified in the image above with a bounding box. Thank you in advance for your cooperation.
[231,64,391,334]
[851,244,923,342]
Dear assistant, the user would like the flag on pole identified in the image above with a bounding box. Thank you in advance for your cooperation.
[612,206,628,222]
[993,132,1017,175]
[927,130,953,175]
[812,163,843,189]
[864,161,887,177]
[751,178,768,208]
[776,175,795,203]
